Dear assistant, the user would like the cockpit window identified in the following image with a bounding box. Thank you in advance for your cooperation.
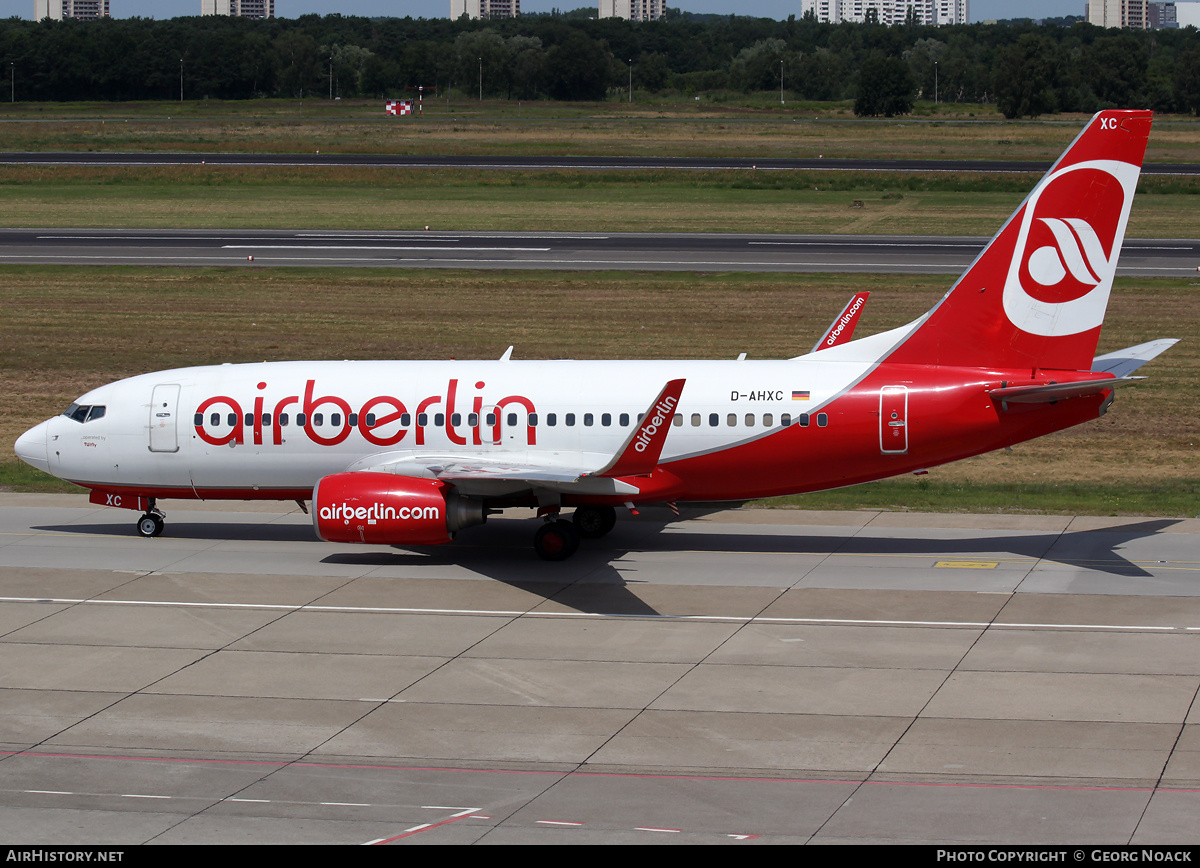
[63,403,105,423]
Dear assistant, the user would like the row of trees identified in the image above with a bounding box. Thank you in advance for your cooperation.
[1,13,1200,116]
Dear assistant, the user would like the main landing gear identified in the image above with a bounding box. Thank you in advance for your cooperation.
[532,505,618,561]
[136,501,165,538]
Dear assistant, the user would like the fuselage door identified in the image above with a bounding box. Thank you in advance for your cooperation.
[149,384,181,453]
[879,385,909,455]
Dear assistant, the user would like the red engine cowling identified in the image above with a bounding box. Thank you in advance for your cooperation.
[312,472,485,546]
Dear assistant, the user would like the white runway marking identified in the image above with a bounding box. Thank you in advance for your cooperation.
[2,595,1195,632]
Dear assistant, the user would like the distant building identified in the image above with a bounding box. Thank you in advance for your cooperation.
[1087,0,1149,27]
[1148,1,1178,27]
[800,0,968,24]
[599,0,664,20]
[450,0,519,17]
[34,0,109,19]
[1154,1,1200,27]
[202,0,274,16]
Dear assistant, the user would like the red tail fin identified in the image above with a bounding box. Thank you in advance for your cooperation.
[889,110,1152,372]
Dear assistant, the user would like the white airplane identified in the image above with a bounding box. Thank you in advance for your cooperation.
[14,110,1176,560]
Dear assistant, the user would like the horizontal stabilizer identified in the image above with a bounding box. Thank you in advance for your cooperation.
[990,377,1141,408]
[1091,339,1178,378]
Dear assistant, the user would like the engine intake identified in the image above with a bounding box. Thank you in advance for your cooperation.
[312,472,485,546]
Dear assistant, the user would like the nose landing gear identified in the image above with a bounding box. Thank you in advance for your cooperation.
[136,502,166,538]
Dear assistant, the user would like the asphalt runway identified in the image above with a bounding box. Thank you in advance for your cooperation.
[0,493,1197,844]
[1,228,1197,276]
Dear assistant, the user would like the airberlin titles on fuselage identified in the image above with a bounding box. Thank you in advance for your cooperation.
[194,378,538,448]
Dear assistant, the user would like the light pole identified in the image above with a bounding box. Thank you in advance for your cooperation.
[628,59,632,103]
[780,58,784,105]
[10,63,13,104]
[179,58,184,102]
[329,54,333,100]
[934,60,938,104]
[478,57,482,102]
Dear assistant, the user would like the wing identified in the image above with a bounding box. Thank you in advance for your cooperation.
[345,379,686,497]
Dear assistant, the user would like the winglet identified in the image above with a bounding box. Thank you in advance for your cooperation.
[590,379,685,479]
[812,291,870,353]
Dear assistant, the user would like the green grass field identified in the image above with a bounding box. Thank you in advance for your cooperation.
[1,166,1199,237]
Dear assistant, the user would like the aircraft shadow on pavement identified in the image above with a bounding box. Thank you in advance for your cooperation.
[318,514,1183,614]
[35,514,1182,616]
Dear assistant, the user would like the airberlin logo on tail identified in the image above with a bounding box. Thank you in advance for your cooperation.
[1003,159,1139,337]
[1025,217,1107,298]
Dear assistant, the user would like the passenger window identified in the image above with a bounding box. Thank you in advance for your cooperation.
[279,413,289,427]
[507,413,518,427]
[195,413,204,426]
[709,414,719,427]
[331,413,341,427]
[529,413,538,426]
[620,413,629,426]
[781,414,791,426]
[365,413,376,426]
[817,413,828,427]
[400,413,409,426]
[417,414,427,427]
[314,413,324,426]
[434,413,444,427]
[467,413,478,426]
[244,413,253,427]
[798,414,809,427]
[727,414,737,427]
[295,413,306,427]
[601,413,611,427]
[486,413,496,426]
[763,413,773,426]
[450,413,460,426]
[745,414,755,427]
[546,413,557,427]
[262,414,271,427]
[566,413,575,426]
[691,413,701,427]
[349,413,359,426]
[673,415,682,427]
[584,413,594,426]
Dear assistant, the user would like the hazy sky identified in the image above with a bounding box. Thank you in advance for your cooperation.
[3,0,1090,21]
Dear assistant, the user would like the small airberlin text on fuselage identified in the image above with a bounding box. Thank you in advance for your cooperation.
[193,378,537,448]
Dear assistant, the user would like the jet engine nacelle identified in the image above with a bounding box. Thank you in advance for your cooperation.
[312,472,485,545]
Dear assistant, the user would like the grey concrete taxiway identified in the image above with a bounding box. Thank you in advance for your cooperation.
[1,228,1198,276]
[0,493,1197,844]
